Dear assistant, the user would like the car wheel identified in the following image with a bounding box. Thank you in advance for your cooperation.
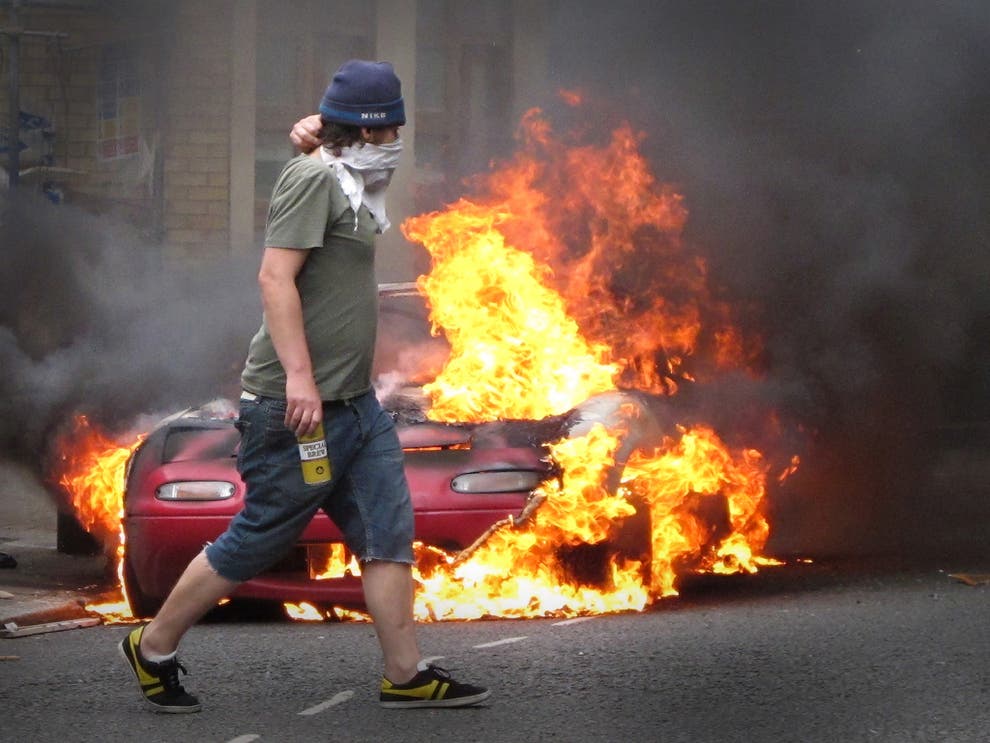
[55,511,102,556]
[122,555,163,619]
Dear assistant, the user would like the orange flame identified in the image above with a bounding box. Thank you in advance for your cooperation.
[50,415,143,621]
[54,108,793,624]
[53,415,141,545]
[310,543,362,579]
[410,422,774,619]
[622,426,772,596]
[414,425,649,620]
[285,601,324,621]
[401,108,784,617]
[405,109,763,409]
[406,199,617,422]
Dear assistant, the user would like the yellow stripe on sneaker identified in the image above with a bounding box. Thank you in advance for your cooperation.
[389,686,433,698]
[382,679,443,699]
[129,628,164,688]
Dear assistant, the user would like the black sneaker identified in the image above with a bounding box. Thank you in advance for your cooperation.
[118,626,202,713]
[380,663,490,708]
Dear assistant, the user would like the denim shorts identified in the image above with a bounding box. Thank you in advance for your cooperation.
[205,390,415,583]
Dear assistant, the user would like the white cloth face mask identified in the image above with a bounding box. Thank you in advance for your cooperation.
[321,139,403,232]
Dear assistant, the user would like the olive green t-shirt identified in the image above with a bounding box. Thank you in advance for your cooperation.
[240,154,380,401]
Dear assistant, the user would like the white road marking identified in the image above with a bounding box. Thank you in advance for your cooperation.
[473,636,528,648]
[227,736,261,743]
[553,617,593,626]
[298,690,355,716]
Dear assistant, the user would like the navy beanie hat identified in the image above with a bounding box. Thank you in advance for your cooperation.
[319,60,405,127]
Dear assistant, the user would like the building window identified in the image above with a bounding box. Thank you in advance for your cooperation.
[97,43,141,161]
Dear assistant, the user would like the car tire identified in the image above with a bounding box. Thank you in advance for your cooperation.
[122,555,163,619]
[55,510,102,555]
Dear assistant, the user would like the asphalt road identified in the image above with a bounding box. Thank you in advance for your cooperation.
[1,560,988,743]
[2,443,989,743]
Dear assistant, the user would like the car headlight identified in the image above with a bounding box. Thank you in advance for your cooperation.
[156,481,236,501]
[450,470,545,494]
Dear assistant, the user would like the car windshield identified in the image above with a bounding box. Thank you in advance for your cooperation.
[162,425,239,463]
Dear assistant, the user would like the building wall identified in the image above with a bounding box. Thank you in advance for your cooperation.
[1,0,550,274]
[0,3,151,219]
[159,0,234,262]
[0,1,236,262]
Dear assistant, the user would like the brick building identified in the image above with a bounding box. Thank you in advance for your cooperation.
[1,0,550,279]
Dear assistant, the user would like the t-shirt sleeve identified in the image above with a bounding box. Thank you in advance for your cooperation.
[264,159,346,249]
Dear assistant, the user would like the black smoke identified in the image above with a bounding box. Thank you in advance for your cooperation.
[0,189,259,469]
[545,1,990,558]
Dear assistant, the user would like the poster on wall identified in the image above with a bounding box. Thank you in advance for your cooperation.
[97,43,140,161]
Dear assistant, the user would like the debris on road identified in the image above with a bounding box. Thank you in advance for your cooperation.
[0,598,93,628]
[0,552,16,569]
[1,617,101,638]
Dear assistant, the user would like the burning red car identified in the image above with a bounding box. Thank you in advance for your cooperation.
[120,401,556,618]
[63,110,786,622]
[117,388,762,621]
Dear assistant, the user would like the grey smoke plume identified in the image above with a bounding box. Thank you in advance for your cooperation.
[545,1,990,557]
[0,189,259,466]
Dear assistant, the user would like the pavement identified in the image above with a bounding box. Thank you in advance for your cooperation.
[0,459,110,626]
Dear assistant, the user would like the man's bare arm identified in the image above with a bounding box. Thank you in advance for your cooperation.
[257,246,321,436]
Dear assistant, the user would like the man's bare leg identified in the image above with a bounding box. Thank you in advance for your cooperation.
[361,559,421,684]
[139,550,240,657]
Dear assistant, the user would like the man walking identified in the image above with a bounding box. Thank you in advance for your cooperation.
[119,60,489,713]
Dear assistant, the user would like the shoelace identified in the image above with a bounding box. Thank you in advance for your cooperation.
[157,659,189,690]
[424,664,452,680]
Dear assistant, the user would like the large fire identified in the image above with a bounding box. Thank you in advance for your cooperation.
[51,104,792,623]
[51,415,142,619]
[400,107,782,618]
